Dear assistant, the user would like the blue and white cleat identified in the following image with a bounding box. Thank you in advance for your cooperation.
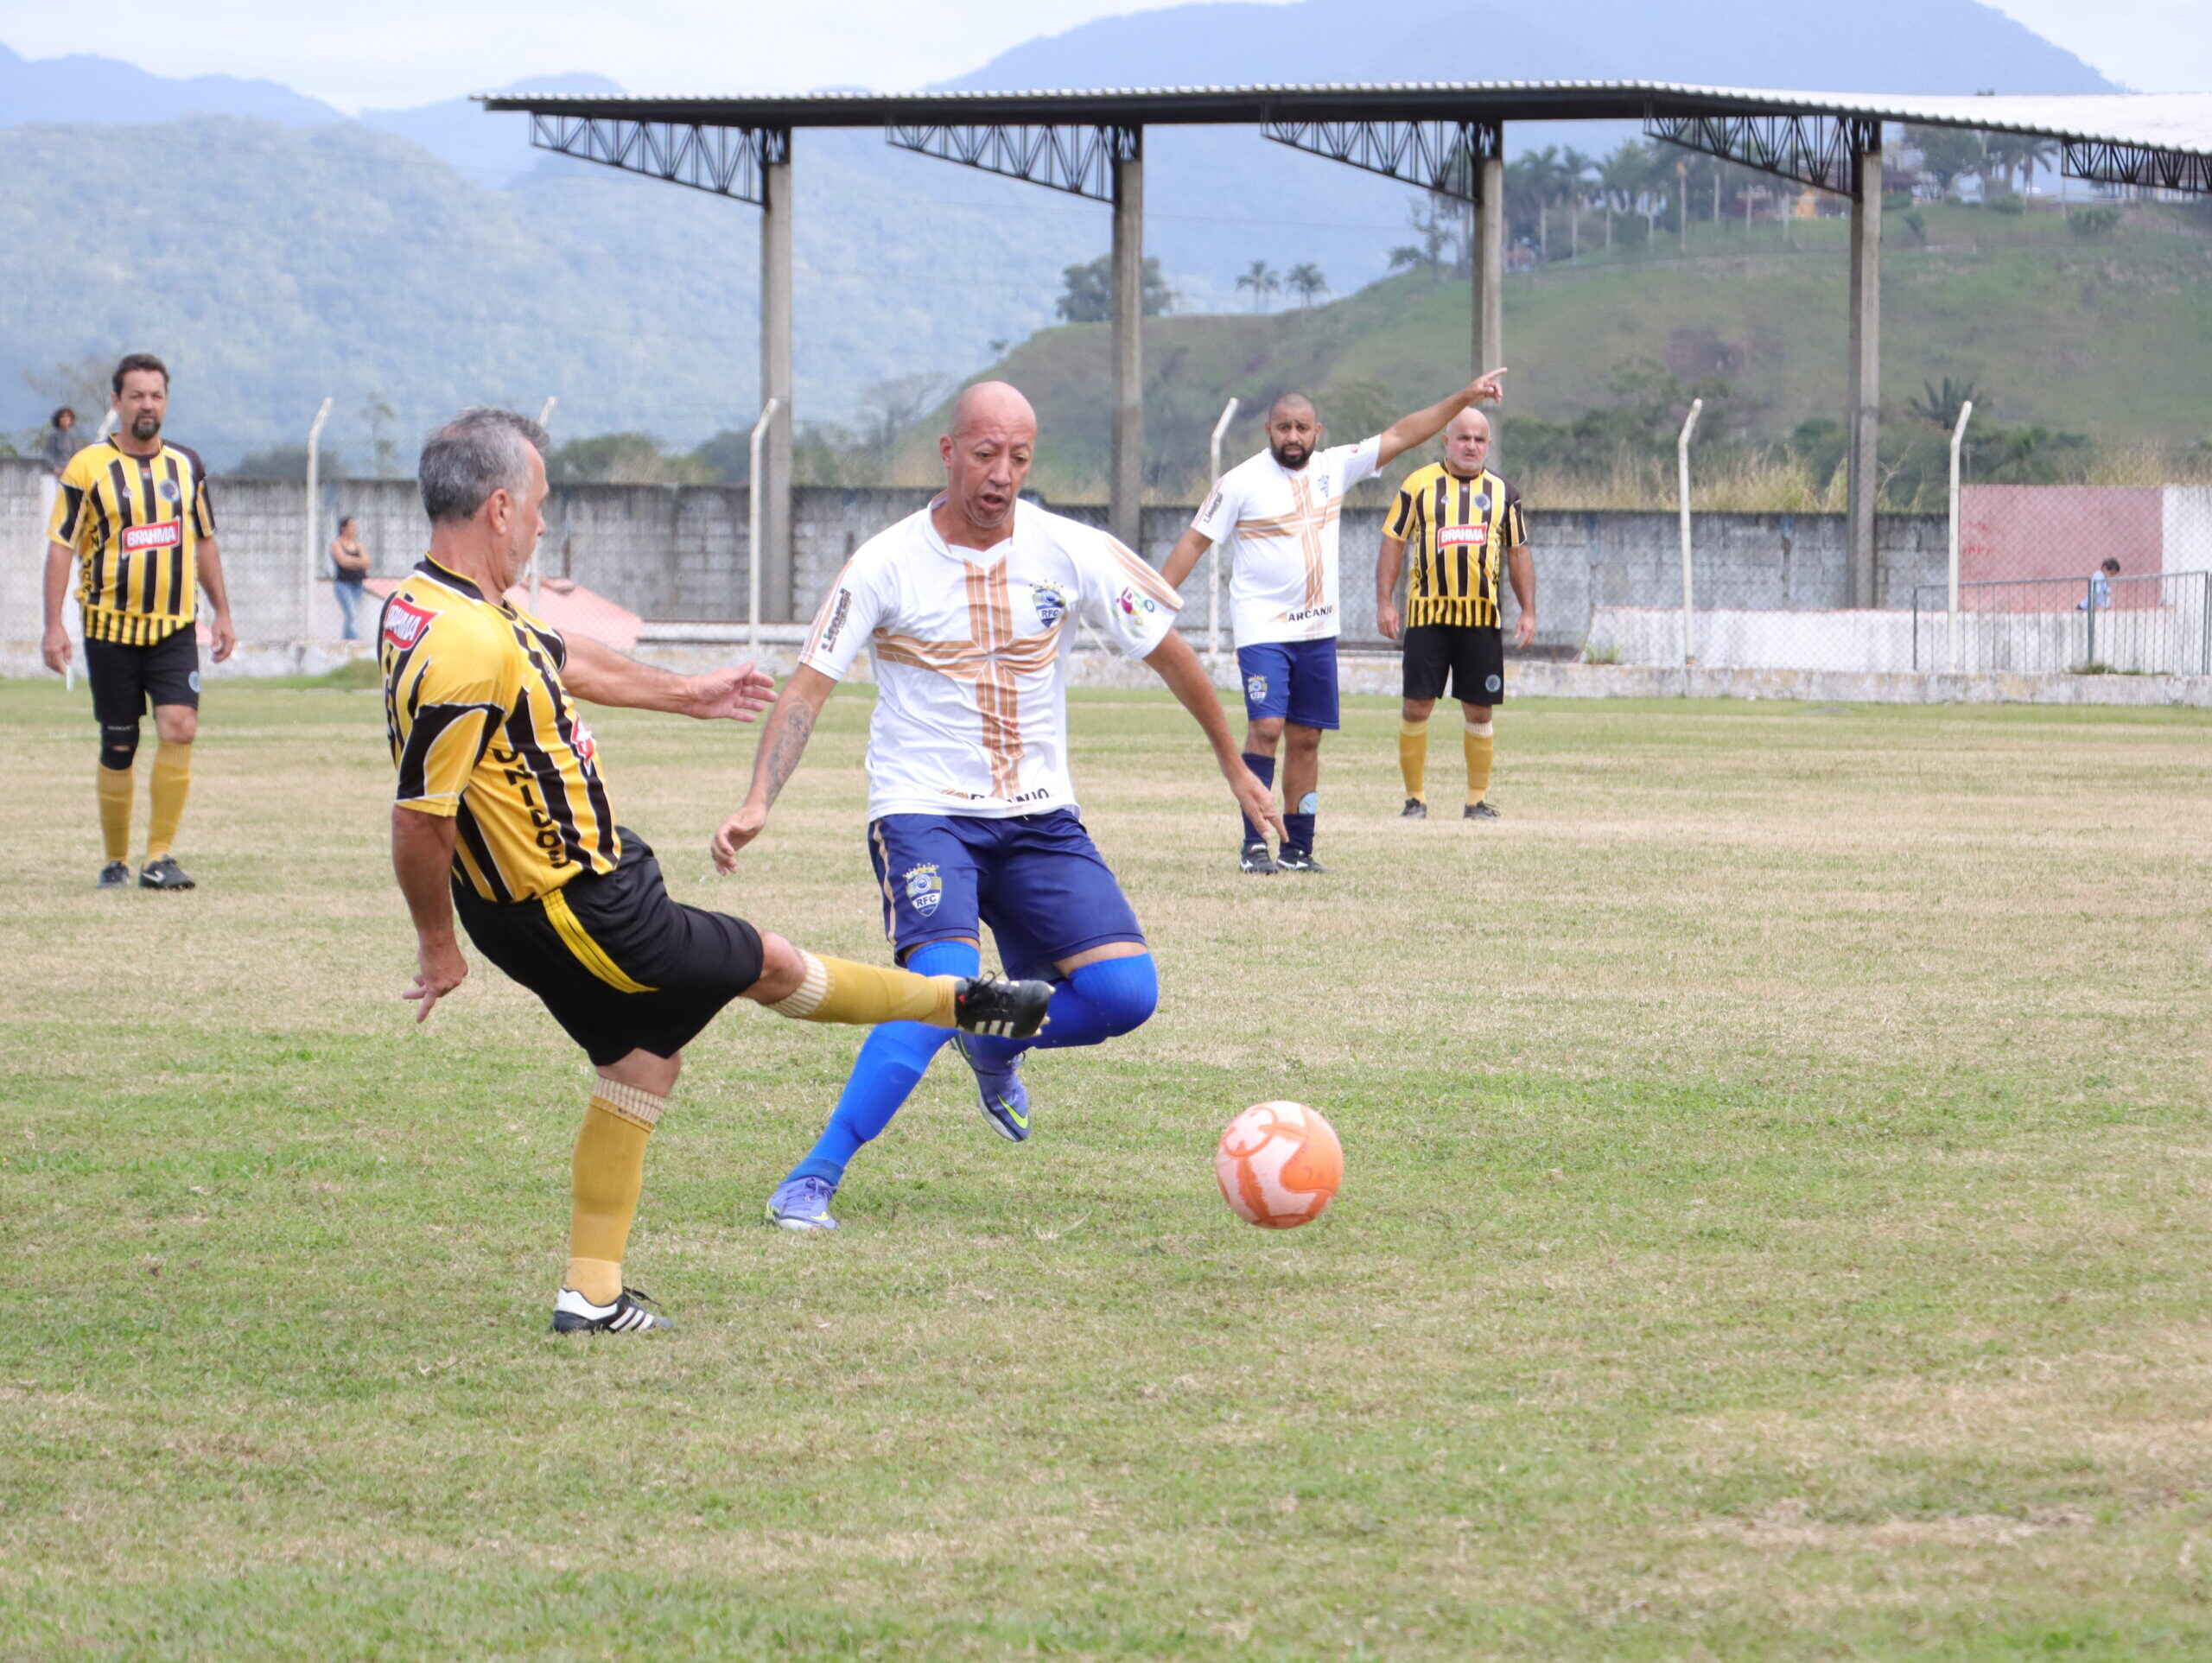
[955,1033,1032,1143]
[766,1174,841,1231]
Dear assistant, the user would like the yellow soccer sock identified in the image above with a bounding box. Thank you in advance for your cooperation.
[769,952,959,1028]
[96,765,134,862]
[566,1081,663,1305]
[1464,721,1496,806]
[146,742,192,860]
[1398,720,1429,802]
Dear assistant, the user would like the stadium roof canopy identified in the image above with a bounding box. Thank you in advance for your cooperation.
[484,81,2212,192]
[479,79,2212,616]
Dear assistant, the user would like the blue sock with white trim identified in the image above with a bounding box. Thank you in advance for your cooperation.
[788,939,976,1187]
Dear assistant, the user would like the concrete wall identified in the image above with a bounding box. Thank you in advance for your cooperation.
[0,452,1997,656]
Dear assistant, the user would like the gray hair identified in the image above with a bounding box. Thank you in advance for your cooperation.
[419,408,549,524]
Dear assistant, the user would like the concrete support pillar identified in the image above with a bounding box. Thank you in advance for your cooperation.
[760,136,795,620]
[1471,147,1504,378]
[1846,132,1882,610]
[1109,136,1145,550]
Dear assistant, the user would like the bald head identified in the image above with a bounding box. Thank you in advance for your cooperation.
[1264,392,1322,471]
[1442,405,1493,476]
[950,380,1037,442]
[938,380,1038,540]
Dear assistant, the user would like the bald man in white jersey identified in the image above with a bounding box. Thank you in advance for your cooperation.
[1160,369,1506,873]
[712,382,1280,1231]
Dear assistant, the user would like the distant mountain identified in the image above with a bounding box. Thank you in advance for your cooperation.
[0,117,1084,465]
[0,40,341,127]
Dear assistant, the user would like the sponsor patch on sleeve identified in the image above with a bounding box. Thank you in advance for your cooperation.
[383,597,437,650]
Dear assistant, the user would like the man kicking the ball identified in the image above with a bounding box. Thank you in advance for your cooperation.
[712,381,1281,1231]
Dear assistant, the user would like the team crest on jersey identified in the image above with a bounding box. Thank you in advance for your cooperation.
[1246,673,1268,703]
[1474,493,1491,513]
[158,479,181,504]
[1030,583,1066,628]
[902,863,943,917]
[383,597,436,650]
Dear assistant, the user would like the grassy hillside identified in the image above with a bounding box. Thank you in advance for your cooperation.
[906,200,2212,506]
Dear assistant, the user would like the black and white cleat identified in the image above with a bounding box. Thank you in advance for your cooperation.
[551,1286,671,1334]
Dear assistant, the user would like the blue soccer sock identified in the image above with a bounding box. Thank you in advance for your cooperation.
[960,952,1159,1069]
[787,939,976,1188]
[1285,798,1316,856]
[1239,752,1276,846]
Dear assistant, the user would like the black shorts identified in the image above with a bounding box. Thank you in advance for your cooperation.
[86,627,200,729]
[1402,623,1505,706]
[454,829,766,1066]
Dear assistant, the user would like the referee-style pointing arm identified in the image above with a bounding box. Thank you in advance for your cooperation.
[1376,368,1508,468]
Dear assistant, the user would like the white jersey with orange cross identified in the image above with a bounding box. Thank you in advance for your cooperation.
[798,499,1183,822]
[1189,435,1383,647]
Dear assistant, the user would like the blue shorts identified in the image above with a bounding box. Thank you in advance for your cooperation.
[868,809,1145,980]
[1236,638,1339,730]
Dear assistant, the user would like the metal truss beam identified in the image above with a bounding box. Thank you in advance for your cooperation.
[1644,111,1878,196]
[528,112,787,203]
[2063,137,2212,194]
[1262,118,1500,201]
[885,123,1140,201]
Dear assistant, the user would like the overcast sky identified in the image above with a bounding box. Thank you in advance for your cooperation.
[0,0,2203,111]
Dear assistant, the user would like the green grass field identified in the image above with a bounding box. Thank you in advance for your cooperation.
[3,679,2209,1660]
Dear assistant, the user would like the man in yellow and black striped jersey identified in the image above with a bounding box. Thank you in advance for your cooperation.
[41,353,238,890]
[1376,406,1535,822]
[386,408,1052,1335]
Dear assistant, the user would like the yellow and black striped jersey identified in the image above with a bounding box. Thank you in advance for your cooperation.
[47,439,218,645]
[380,558,621,904]
[1383,465,1527,630]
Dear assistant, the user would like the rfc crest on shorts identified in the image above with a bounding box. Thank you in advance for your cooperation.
[1246,673,1268,703]
[902,862,944,917]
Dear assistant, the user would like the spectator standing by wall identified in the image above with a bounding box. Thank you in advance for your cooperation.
[38,408,82,527]
[330,514,371,640]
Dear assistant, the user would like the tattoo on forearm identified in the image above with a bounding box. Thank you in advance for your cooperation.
[760,701,816,805]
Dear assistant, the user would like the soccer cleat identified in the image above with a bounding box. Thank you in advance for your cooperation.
[765,1175,841,1231]
[97,860,131,889]
[954,1033,1032,1143]
[138,856,195,891]
[550,1285,671,1334]
[952,972,1052,1039]
[1400,797,1427,820]
[1239,841,1280,874]
[1276,847,1327,873]
[1465,801,1501,821]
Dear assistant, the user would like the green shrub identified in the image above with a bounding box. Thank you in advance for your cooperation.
[1986,192,2025,215]
[2068,205,2121,239]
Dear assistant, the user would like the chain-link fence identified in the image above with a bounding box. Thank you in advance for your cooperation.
[1911,570,2212,675]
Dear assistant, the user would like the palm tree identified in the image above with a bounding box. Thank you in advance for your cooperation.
[1285,262,1329,308]
[1559,146,1596,261]
[1600,142,1650,250]
[1235,259,1281,313]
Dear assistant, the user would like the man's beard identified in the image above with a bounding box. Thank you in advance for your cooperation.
[130,414,161,441]
[1269,441,1310,469]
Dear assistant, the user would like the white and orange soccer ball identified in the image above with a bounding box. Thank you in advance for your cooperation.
[1214,1101,1343,1228]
